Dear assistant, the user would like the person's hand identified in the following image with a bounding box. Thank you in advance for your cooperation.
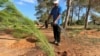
[45,20,48,28]
[54,20,57,25]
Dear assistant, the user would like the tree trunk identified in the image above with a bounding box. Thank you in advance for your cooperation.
[84,0,92,29]
[63,0,72,28]
[78,6,81,21]
[70,7,74,25]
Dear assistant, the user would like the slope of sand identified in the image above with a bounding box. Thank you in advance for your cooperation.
[0,34,36,56]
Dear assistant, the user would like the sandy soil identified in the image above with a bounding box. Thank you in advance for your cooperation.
[0,27,100,56]
[41,28,100,56]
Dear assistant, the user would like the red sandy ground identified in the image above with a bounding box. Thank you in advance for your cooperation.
[41,27,100,56]
[0,27,100,56]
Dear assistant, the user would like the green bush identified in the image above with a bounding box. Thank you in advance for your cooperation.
[76,20,84,25]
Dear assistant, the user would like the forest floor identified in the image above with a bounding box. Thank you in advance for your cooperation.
[0,26,100,56]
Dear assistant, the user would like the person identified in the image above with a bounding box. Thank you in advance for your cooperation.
[46,0,62,46]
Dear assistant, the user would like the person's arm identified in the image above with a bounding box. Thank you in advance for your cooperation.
[46,8,53,22]
[54,15,61,24]
[45,14,52,29]
[47,14,52,22]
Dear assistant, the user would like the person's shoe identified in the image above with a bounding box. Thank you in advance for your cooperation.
[54,41,58,44]
[56,43,61,46]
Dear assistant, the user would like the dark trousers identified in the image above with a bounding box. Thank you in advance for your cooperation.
[53,24,61,43]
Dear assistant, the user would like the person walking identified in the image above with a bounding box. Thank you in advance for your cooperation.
[47,0,62,46]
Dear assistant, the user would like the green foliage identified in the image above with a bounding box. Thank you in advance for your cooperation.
[0,1,55,56]
[0,0,8,7]
[35,0,53,22]
[76,20,84,25]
